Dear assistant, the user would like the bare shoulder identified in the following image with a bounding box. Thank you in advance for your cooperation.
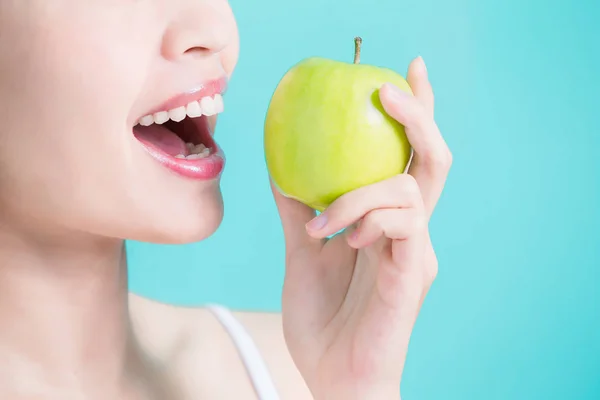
[128,294,253,398]
[230,310,312,399]
[128,294,312,400]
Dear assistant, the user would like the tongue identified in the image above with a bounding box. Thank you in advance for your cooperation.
[133,124,188,157]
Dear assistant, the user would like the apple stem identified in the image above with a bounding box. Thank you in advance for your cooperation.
[354,37,362,64]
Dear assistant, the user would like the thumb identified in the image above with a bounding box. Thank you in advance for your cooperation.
[269,180,324,254]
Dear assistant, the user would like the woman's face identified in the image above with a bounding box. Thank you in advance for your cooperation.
[0,1,239,243]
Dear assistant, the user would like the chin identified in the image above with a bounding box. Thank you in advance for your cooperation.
[118,187,225,245]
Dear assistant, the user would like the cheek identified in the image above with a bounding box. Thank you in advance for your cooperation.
[0,8,152,222]
[0,6,151,169]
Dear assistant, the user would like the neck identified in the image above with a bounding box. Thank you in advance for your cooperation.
[0,221,138,394]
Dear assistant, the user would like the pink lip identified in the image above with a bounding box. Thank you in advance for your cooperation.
[135,109,225,181]
[145,76,228,115]
[141,142,226,180]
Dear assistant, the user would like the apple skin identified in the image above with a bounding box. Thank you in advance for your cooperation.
[264,56,413,212]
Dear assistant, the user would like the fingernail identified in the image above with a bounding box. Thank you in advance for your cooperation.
[349,229,359,241]
[415,55,428,76]
[306,214,328,231]
[383,82,409,102]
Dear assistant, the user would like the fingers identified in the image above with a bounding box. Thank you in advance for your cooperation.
[346,208,426,249]
[407,56,434,117]
[305,174,424,239]
[379,57,452,218]
[269,181,324,254]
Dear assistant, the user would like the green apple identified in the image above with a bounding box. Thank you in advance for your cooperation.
[264,37,413,212]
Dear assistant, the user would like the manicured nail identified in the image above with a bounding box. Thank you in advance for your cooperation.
[383,82,409,102]
[415,55,428,76]
[306,214,328,231]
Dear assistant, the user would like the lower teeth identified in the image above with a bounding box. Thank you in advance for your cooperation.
[174,142,210,160]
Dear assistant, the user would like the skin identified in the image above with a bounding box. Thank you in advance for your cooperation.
[0,1,452,399]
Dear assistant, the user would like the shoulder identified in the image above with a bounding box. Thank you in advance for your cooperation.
[128,294,312,400]
[227,310,312,398]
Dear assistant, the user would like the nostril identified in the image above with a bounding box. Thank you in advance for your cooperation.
[184,46,211,56]
[162,9,231,61]
[161,28,217,60]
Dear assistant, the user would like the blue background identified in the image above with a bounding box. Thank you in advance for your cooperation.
[128,0,600,398]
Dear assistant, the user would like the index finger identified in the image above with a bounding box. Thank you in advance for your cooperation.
[379,57,452,217]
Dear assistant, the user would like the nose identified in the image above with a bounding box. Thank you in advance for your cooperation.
[161,2,231,60]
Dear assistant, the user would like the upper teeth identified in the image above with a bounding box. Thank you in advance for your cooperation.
[137,94,224,126]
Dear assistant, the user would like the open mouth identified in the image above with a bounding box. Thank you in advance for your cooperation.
[132,85,226,180]
[133,113,217,159]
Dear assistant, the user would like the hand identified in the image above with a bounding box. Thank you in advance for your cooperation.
[272,56,452,400]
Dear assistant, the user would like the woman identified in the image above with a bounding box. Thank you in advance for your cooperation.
[0,1,452,399]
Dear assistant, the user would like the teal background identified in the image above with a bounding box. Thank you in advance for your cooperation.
[128,0,600,399]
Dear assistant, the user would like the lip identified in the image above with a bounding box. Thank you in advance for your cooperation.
[140,140,226,181]
[134,76,227,180]
[144,76,228,116]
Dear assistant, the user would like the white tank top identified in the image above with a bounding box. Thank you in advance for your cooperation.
[206,304,281,400]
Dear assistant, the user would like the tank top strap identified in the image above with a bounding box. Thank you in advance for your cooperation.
[206,304,280,400]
